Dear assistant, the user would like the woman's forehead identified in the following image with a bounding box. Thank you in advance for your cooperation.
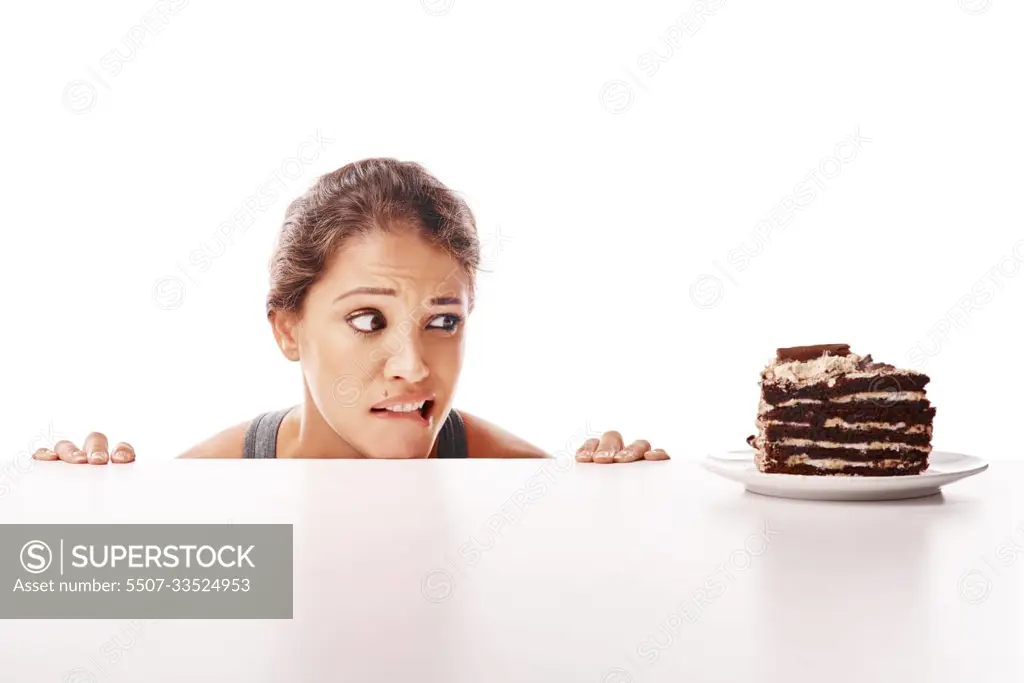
[324,231,469,294]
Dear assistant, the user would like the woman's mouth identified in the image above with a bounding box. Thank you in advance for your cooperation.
[370,399,434,426]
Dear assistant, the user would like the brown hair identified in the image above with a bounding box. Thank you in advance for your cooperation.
[266,158,481,318]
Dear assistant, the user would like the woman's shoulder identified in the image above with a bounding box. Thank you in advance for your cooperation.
[457,410,549,459]
[176,419,250,459]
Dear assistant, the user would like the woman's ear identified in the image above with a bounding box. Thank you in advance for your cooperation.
[269,309,301,362]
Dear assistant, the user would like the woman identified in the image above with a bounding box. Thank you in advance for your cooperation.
[32,159,670,465]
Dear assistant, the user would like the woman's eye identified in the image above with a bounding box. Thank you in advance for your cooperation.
[347,311,386,334]
[427,314,462,333]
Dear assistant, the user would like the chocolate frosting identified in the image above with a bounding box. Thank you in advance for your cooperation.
[775,344,851,362]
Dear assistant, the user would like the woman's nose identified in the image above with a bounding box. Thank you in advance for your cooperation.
[383,329,430,383]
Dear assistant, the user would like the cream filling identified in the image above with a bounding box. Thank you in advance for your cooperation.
[822,418,929,434]
[784,454,921,470]
[831,391,926,403]
[762,352,926,388]
[773,398,822,407]
[764,353,865,383]
[759,419,930,434]
[767,391,927,409]
[773,438,931,452]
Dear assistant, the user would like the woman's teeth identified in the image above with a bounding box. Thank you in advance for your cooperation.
[384,401,425,413]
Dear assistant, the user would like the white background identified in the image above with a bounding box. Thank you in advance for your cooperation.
[2,0,1022,463]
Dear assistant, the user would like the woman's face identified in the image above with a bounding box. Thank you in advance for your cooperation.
[284,227,470,458]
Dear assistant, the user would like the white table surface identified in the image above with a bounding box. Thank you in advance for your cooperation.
[0,456,1020,683]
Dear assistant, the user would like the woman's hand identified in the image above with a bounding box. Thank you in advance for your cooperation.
[575,431,670,464]
[30,432,136,464]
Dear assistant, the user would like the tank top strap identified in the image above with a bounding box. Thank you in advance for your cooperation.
[242,407,294,459]
[436,408,469,458]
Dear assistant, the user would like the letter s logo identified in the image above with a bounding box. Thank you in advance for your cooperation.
[20,540,52,574]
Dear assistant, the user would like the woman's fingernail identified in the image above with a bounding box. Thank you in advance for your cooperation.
[613,449,628,461]
[111,451,130,462]
[88,451,108,463]
[73,450,88,463]
[594,450,612,461]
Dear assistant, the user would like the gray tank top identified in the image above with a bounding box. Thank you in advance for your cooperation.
[242,406,469,459]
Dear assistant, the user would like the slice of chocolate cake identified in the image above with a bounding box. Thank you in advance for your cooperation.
[748,344,934,476]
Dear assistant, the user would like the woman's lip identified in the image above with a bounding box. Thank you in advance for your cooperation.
[371,394,435,410]
[369,408,430,426]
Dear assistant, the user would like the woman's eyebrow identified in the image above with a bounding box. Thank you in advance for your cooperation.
[334,286,396,302]
[333,287,462,306]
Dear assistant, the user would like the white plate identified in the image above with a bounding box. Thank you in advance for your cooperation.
[702,449,989,501]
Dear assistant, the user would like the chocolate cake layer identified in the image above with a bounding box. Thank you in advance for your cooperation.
[762,401,935,426]
[760,461,927,476]
[762,442,929,462]
[761,373,931,404]
[761,422,932,446]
